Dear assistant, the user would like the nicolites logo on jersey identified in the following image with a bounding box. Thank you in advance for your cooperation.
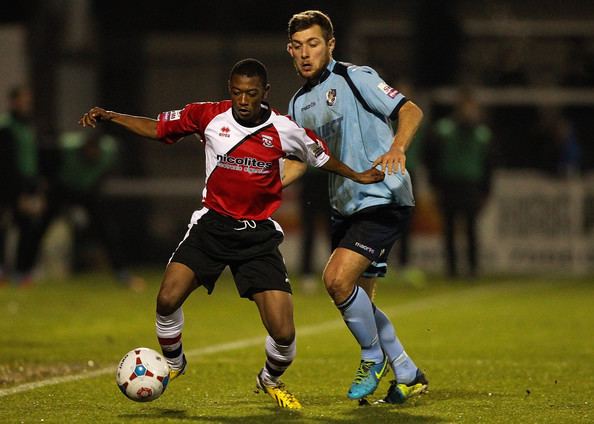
[216,154,273,174]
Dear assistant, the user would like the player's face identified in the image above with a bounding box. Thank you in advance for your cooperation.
[288,25,335,82]
[228,74,270,124]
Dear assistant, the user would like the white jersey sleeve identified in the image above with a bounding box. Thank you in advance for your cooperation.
[275,115,330,168]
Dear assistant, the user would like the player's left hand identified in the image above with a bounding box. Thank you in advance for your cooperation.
[355,167,385,184]
[79,107,112,128]
[372,146,407,175]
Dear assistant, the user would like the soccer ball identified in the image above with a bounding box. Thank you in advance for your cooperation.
[116,347,170,402]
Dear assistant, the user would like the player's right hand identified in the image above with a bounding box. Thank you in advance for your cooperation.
[79,107,112,128]
[355,167,385,184]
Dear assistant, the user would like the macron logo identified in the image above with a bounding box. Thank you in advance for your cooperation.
[355,242,375,255]
[301,102,316,112]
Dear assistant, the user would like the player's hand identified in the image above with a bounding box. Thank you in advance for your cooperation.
[354,167,385,184]
[79,107,112,128]
[372,145,407,175]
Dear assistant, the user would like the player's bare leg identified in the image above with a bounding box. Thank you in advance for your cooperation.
[252,290,302,409]
[155,262,200,380]
[323,248,388,399]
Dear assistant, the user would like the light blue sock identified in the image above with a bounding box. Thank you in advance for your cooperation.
[373,305,418,384]
[337,286,384,363]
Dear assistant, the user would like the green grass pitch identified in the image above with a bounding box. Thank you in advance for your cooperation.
[0,271,592,423]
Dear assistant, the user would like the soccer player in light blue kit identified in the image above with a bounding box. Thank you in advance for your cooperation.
[283,10,429,403]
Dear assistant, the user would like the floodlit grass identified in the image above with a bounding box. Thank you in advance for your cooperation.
[0,271,592,423]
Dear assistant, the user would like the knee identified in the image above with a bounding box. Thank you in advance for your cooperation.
[267,321,295,346]
[156,285,181,316]
[271,332,295,347]
[322,269,353,303]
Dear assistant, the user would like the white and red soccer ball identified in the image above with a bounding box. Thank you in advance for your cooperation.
[116,347,170,402]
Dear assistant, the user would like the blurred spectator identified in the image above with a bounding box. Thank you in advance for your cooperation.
[531,107,582,177]
[53,130,146,291]
[0,85,47,285]
[426,90,493,279]
[297,167,330,294]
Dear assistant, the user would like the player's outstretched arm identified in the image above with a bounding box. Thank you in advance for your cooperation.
[79,107,159,139]
[372,100,423,175]
[321,155,384,185]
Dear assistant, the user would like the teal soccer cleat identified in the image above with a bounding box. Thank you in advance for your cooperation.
[347,357,389,400]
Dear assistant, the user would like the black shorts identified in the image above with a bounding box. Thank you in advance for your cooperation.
[170,208,291,299]
[331,204,413,278]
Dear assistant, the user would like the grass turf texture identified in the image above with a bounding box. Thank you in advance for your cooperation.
[0,271,592,423]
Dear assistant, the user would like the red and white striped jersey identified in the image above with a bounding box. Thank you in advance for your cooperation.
[157,100,330,220]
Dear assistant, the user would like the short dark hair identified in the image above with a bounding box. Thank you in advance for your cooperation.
[229,58,268,87]
[288,10,334,42]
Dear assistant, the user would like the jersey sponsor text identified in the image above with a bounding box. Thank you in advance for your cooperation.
[216,154,273,174]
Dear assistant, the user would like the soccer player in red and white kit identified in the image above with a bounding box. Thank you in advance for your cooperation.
[79,58,384,409]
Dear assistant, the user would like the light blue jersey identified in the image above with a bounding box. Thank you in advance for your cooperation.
[289,59,415,216]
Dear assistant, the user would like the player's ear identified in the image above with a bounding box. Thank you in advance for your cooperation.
[328,37,336,55]
[264,83,271,99]
[287,42,294,57]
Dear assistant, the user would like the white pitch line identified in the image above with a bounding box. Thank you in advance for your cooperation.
[0,283,508,398]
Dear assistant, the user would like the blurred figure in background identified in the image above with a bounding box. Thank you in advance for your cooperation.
[54,130,146,291]
[0,85,47,285]
[427,90,493,279]
[297,167,330,294]
[531,107,582,178]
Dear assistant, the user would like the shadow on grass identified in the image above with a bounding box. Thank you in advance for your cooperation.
[119,405,446,423]
[418,388,496,404]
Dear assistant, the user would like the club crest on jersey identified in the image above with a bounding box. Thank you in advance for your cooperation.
[219,126,231,137]
[377,82,399,99]
[261,135,274,148]
[326,89,337,106]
